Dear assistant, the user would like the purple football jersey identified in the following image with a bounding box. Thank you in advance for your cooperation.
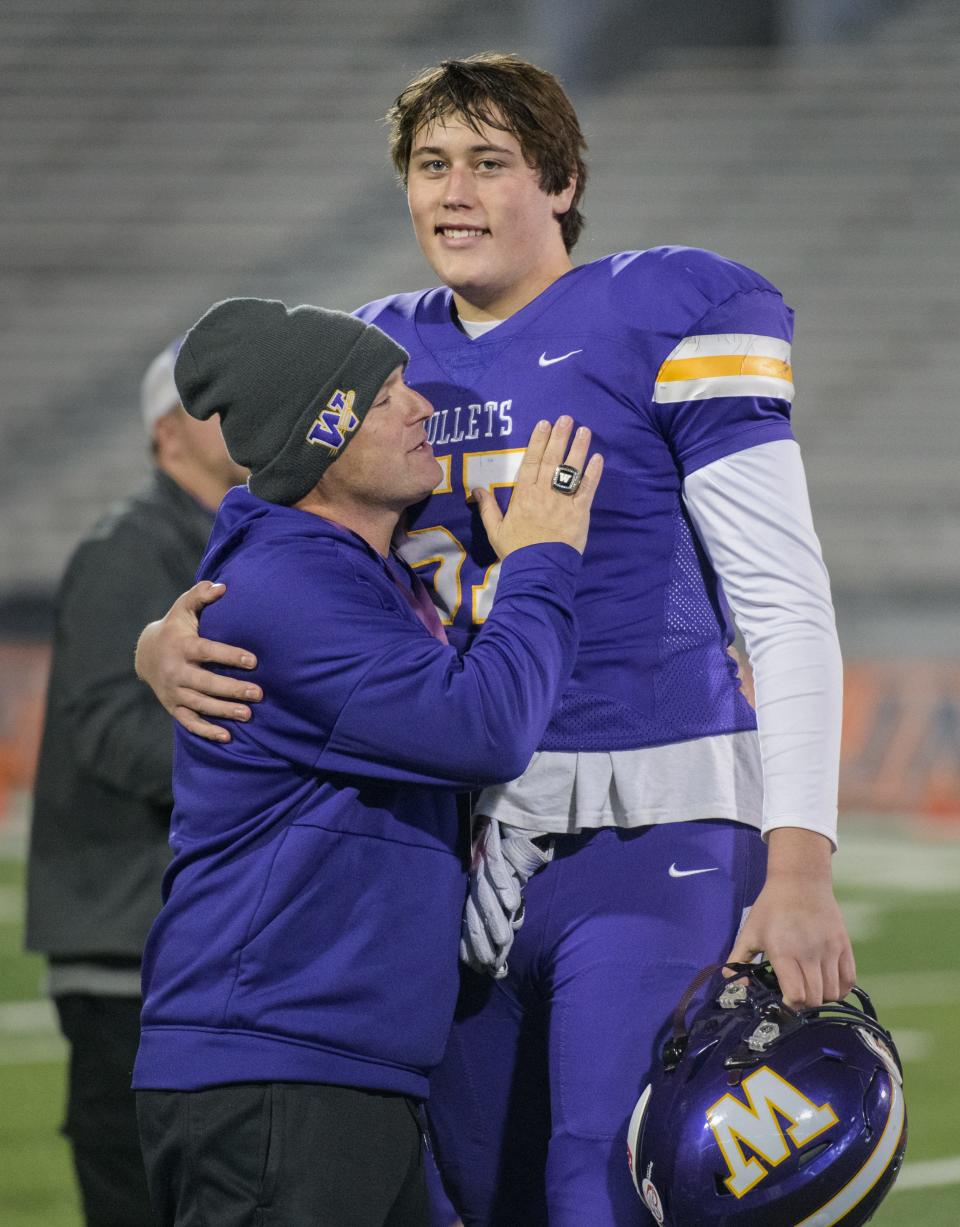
[356,247,795,753]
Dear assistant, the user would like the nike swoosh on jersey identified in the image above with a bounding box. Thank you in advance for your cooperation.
[538,349,583,367]
[668,863,720,878]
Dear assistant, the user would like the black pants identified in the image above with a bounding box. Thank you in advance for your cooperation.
[55,994,157,1227]
[136,1082,430,1227]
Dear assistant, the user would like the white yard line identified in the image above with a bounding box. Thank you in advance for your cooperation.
[0,1036,66,1065]
[838,899,884,940]
[887,1028,932,1061]
[892,1155,960,1192]
[862,969,960,1009]
[834,830,960,893]
[0,1000,64,1066]
[0,999,58,1033]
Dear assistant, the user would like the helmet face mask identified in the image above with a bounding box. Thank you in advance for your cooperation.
[626,963,907,1227]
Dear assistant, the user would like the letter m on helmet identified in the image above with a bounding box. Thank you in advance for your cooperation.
[707,1066,839,1198]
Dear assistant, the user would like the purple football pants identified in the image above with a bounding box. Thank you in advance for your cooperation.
[427,819,767,1227]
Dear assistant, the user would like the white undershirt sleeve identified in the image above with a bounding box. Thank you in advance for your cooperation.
[682,439,842,848]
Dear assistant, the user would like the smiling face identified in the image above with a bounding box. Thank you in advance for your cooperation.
[406,112,577,321]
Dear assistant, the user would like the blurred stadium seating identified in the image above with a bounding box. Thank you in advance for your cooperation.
[1,0,956,819]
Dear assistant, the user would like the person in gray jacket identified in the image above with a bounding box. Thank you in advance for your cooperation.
[25,341,245,1227]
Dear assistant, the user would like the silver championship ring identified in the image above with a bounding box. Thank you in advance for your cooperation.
[552,464,582,494]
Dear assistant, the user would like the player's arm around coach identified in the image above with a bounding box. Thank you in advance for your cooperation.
[132,297,600,1227]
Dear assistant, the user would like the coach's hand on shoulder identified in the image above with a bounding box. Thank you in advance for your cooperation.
[135,581,262,743]
[473,417,603,559]
[724,827,856,1010]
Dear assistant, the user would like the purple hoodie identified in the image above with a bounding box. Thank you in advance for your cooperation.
[134,487,580,1097]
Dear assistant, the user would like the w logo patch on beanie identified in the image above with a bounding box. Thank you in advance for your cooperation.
[306,389,361,452]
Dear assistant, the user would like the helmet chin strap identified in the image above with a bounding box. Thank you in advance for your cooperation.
[661,961,898,1077]
[663,961,782,1068]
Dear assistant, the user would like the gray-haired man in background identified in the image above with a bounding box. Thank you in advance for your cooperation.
[25,344,244,1227]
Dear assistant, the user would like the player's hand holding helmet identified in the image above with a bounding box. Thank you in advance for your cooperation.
[626,962,906,1227]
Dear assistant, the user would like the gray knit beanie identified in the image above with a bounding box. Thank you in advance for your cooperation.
[174,297,408,505]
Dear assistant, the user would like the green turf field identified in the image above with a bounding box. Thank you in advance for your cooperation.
[0,814,957,1225]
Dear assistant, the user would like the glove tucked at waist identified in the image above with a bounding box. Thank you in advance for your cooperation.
[459,816,554,979]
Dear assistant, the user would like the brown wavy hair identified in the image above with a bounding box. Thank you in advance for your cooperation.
[386,52,588,252]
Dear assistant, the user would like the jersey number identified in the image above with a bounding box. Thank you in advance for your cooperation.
[399,449,525,624]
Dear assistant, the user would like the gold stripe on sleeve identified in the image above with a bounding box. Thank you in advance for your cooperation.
[657,355,793,384]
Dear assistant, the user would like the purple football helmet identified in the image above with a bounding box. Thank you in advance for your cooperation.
[626,962,906,1226]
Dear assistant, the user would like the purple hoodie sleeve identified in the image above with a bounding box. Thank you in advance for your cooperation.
[322,542,579,785]
[212,540,580,788]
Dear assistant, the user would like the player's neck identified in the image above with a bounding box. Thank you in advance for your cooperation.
[451,257,573,323]
[458,315,502,339]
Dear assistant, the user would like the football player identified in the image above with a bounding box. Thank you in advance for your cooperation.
[136,54,854,1226]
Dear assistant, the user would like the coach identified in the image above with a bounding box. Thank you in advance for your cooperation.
[132,297,600,1227]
